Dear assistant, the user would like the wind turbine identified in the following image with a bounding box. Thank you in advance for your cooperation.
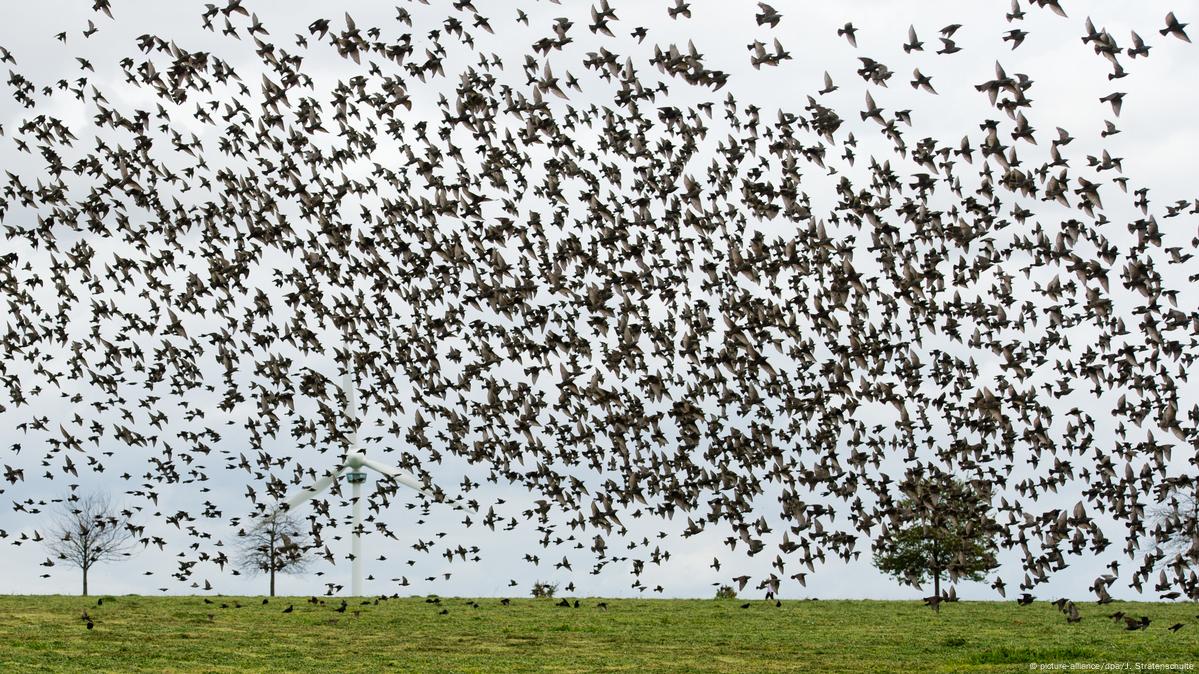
[259,367,440,597]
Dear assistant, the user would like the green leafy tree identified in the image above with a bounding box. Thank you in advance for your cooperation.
[872,473,999,606]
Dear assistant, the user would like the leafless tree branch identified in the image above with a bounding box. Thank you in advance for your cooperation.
[237,514,312,595]
[44,492,137,595]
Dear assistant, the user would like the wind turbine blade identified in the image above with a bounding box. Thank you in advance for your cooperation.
[343,369,359,448]
[273,467,345,517]
[358,456,430,496]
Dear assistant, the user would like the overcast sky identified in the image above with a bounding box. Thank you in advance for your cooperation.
[1,0,1197,600]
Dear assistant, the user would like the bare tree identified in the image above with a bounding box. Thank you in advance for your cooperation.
[1145,480,1199,600]
[237,514,312,596]
[45,493,137,596]
[1151,480,1199,561]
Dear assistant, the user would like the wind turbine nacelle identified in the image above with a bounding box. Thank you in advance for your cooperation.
[344,453,369,483]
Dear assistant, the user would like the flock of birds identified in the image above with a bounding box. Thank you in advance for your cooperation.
[0,0,1198,614]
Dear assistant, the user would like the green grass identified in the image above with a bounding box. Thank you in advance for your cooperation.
[0,595,1196,672]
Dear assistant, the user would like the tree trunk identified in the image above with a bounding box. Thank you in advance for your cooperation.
[82,565,89,597]
[269,538,276,597]
[929,569,941,612]
[929,531,940,609]
[270,567,276,597]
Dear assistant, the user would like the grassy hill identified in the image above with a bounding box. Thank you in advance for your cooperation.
[0,595,1196,672]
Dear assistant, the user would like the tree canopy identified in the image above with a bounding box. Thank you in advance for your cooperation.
[873,473,999,605]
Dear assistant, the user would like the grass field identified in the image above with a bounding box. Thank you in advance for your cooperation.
[0,595,1196,672]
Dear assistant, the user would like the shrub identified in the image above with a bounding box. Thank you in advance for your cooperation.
[714,585,737,599]
[531,581,558,598]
